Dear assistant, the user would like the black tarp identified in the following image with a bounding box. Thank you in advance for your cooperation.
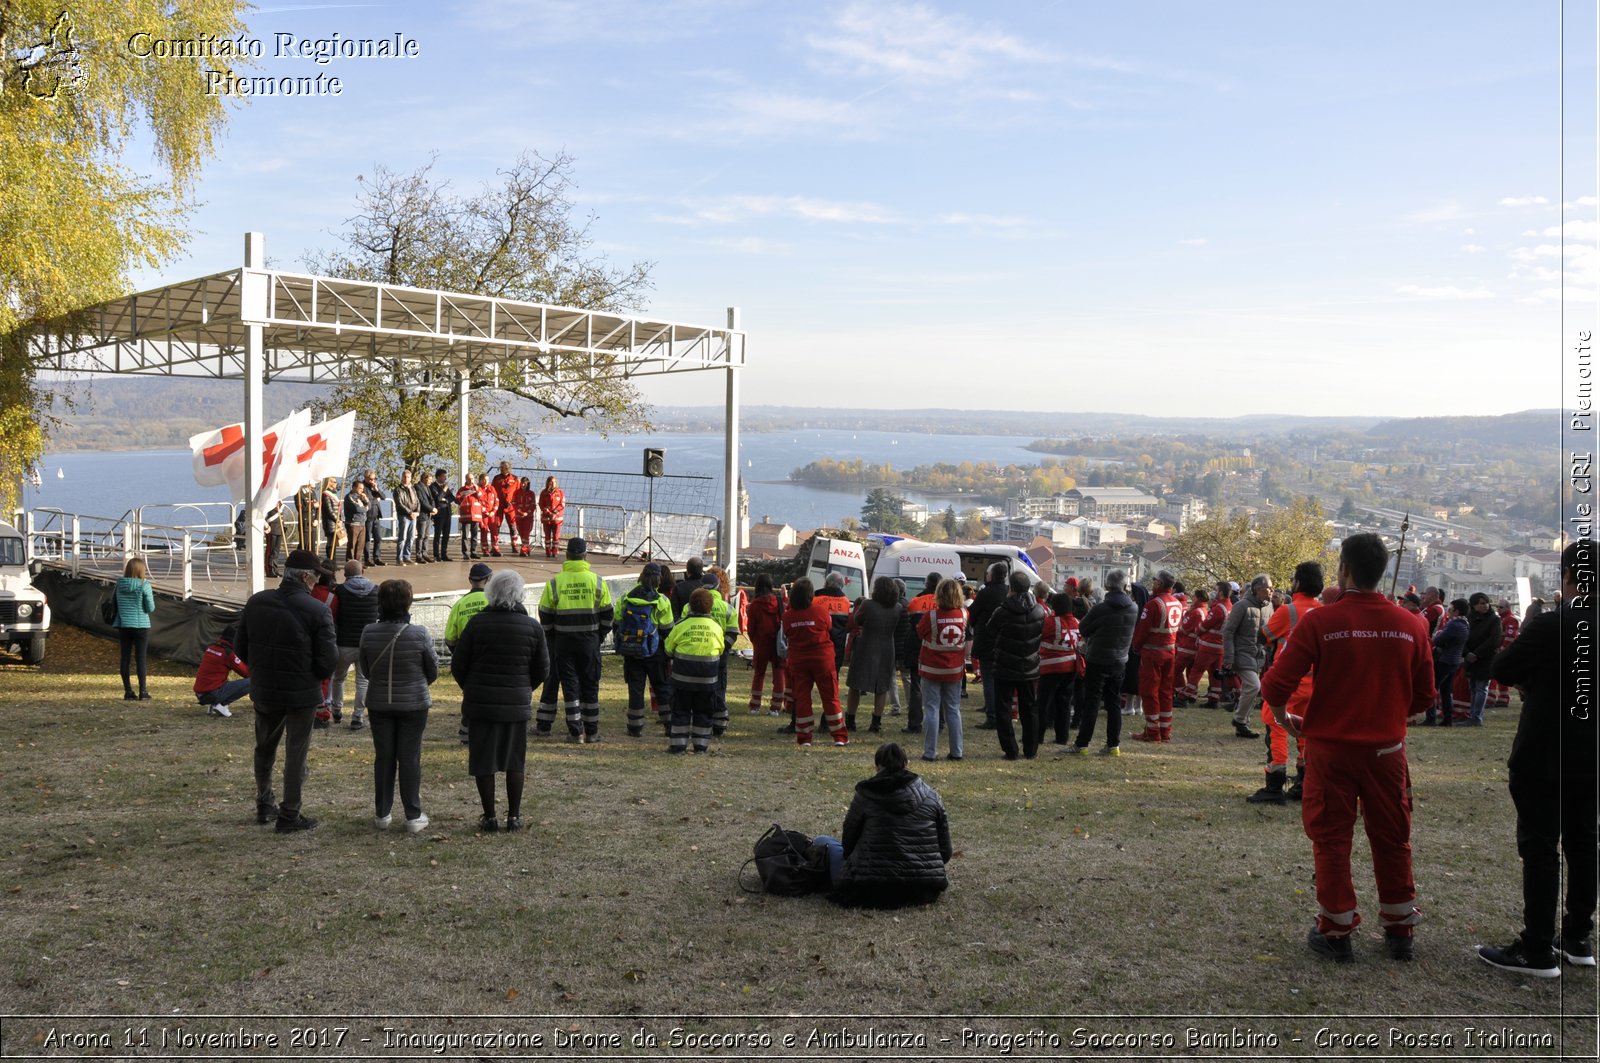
[36,570,243,666]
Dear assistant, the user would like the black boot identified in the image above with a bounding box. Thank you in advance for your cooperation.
[1247,768,1288,805]
[1234,720,1260,739]
[844,712,857,732]
[868,715,882,733]
[1286,766,1305,801]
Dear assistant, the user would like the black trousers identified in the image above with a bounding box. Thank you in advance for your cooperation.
[1075,661,1126,749]
[993,677,1039,759]
[432,514,453,558]
[254,704,315,818]
[1037,671,1079,745]
[369,710,428,821]
[623,654,672,731]
[1511,769,1598,952]
[365,520,383,563]
[119,628,149,693]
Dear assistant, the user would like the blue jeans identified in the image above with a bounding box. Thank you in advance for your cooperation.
[397,515,416,561]
[198,676,250,706]
[1468,677,1491,724]
[814,834,845,884]
[922,677,964,759]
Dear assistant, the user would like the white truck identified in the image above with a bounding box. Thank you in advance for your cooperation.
[799,534,1039,599]
[0,520,49,664]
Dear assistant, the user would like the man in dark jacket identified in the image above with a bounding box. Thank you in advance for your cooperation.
[979,571,1047,760]
[329,559,380,730]
[1461,592,1503,726]
[234,548,338,833]
[1478,540,1597,976]
[430,469,456,562]
[1069,569,1139,755]
[362,469,388,566]
[827,742,952,909]
[969,562,1010,729]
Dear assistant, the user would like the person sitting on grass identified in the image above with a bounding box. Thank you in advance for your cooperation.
[818,742,953,909]
[193,625,249,719]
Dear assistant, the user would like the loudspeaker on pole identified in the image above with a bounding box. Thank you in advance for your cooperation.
[643,447,665,478]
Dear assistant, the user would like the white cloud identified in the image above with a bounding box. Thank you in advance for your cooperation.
[1460,244,1485,253]
[1406,202,1465,224]
[1396,284,1494,300]
[656,194,900,226]
[1565,196,1599,209]
[680,90,877,139]
[1498,195,1550,206]
[1540,219,1600,241]
[806,2,1049,83]
[1178,237,1208,247]
[939,212,1029,229]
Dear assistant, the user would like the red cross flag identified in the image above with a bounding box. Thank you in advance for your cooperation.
[300,412,357,486]
[250,409,312,526]
[190,410,315,515]
[190,422,247,489]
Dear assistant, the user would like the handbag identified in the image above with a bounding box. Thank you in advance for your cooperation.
[775,623,789,660]
[738,823,830,896]
[100,589,118,627]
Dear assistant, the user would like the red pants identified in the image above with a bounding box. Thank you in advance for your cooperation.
[1488,679,1512,707]
[1262,701,1305,772]
[542,519,562,556]
[1174,649,1196,698]
[514,516,535,550]
[480,517,501,551]
[1138,650,1176,738]
[787,654,846,745]
[1301,738,1419,939]
[1190,646,1223,702]
[749,650,788,713]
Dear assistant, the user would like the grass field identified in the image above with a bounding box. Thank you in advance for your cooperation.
[1,626,1594,1058]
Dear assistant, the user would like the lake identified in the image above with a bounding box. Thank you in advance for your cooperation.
[21,429,1057,532]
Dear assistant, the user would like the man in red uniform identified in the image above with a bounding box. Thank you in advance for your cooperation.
[1420,586,1445,635]
[1191,582,1231,707]
[1487,600,1519,708]
[511,476,538,556]
[1251,561,1324,804]
[477,472,502,557]
[490,461,519,556]
[1130,570,1182,742]
[1263,533,1434,963]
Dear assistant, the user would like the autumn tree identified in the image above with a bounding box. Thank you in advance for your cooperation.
[302,151,655,474]
[861,488,912,534]
[1165,498,1336,588]
[0,0,248,510]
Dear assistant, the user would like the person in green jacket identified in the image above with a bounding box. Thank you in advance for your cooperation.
[664,588,727,753]
[614,563,675,736]
[536,538,613,742]
[115,557,157,700]
[444,562,493,743]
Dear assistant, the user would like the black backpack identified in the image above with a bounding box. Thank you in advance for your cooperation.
[739,823,830,896]
[100,588,118,627]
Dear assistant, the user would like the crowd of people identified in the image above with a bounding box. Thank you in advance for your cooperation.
[205,526,1593,959]
[261,465,569,576]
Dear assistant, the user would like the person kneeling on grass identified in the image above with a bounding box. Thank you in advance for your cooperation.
[193,625,250,718]
[816,742,953,909]
[664,588,726,754]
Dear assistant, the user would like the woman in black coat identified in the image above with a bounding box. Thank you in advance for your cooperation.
[359,579,439,832]
[452,570,548,832]
[1462,591,1503,726]
[827,743,953,909]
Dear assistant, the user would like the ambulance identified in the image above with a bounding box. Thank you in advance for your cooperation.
[799,534,1039,600]
[0,521,49,664]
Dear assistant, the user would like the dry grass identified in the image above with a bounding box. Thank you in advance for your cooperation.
[0,626,1594,1054]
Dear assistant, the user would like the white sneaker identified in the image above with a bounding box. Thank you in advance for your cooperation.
[373,814,392,829]
[404,813,429,833]
[208,703,233,718]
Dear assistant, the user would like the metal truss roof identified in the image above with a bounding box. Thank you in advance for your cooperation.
[27,268,745,384]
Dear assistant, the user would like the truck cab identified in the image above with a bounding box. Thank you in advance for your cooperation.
[0,521,49,664]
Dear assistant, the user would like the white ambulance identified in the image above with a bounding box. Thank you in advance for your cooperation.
[0,521,49,664]
[799,535,1039,599]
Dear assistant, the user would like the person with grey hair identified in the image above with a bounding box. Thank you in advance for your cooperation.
[1220,573,1272,739]
[453,569,548,832]
[234,548,339,833]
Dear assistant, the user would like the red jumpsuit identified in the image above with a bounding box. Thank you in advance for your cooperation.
[539,486,566,557]
[478,480,502,555]
[1488,609,1519,707]
[1262,590,1434,943]
[456,483,482,559]
[1192,599,1231,705]
[511,484,537,555]
[745,592,788,715]
[781,602,847,746]
[490,472,519,553]
[1131,590,1182,740]
[1175,601,1202,702]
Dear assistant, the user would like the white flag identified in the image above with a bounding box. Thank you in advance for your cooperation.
[300,412,357,486]
[251,409,312,526]
[190,421,247,489]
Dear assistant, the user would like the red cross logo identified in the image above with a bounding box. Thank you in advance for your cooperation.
[298,433,327,464]
[202,425,245,466]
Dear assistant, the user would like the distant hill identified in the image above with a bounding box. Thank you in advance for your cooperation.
[1365,410,1561,448]
[653,406,1385,438]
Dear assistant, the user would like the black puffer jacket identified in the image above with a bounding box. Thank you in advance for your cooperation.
[333,576,380,648]
[831,768,952,909]
[1463,610,1503,681]
[1080,590,1138,665]
[968,578,1008,659]
[451,605,549,723]
[359,619,439,713]
[979,593,1047,681]
[234,578,338,710]
[1496,604,1597,782]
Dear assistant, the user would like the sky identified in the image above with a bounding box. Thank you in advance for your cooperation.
[121,1,1597,417]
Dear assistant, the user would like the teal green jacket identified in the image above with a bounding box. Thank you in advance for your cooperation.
[115,577,155,629]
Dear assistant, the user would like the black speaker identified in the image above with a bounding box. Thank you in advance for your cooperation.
[643,447,665,478]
